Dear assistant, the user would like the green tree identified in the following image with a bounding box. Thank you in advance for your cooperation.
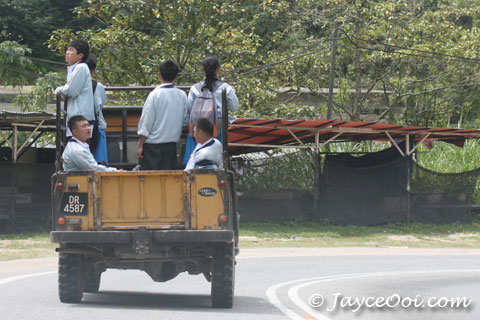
[0,41,36,86]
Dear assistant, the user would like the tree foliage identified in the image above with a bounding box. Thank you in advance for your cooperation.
[0,41,35,86]
[3,0,480,127]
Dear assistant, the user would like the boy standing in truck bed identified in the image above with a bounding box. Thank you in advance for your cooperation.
[137,60,188,170]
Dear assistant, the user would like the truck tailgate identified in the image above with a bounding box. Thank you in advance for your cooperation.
[96,171,186,229]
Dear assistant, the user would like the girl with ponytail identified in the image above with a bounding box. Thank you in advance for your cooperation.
[182,56,239,166]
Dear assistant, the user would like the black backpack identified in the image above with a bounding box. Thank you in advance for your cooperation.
[89,80,100,150]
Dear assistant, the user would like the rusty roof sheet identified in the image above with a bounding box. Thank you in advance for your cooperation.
[228,118,480,155]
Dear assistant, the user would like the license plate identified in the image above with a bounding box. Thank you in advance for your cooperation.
[60,192,88,215]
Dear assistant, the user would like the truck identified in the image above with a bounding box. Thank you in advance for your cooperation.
[50,86,239,308]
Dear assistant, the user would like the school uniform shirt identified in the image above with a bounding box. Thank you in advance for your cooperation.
[62,137,117,172]
[55,62,95,123]
[137,83,188,144]
[187,81,239,118]
[94,81,107,130]
[185,138,223,171]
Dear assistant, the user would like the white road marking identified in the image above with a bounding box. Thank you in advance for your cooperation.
[0,271,57,286]
[268,269,480,320]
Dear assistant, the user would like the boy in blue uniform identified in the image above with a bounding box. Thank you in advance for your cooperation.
[55,40,95,137]
[137,60,188,170]
[63,115,121,172]
[86,56,109,163]
[185,118,223,171]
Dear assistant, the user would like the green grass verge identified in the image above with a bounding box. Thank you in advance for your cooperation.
[0,232,57,261]
[1,218,479,261]
[239,215,480,249]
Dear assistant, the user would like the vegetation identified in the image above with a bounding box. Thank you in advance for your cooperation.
[1,0,480,126]
[0,232,56,261]
[240,216,480,249]
[2,218,479,261]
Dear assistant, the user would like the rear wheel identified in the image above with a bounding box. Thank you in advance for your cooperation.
[83,269,101,293]
[58,253,83,303]
[211,242,235,308]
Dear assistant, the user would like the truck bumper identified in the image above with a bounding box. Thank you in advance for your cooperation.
[50,230,234,244]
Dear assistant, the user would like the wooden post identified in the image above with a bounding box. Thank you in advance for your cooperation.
[12,125,17,163]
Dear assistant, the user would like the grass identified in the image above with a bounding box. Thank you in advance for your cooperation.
[1,217,480,261]
[239,215,480,249]
[0,232,57,261]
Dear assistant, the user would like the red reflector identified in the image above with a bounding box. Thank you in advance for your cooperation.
[56,183,64,191]
[57,217,66,225]
[219,214,228,223]
[219,180,227,188]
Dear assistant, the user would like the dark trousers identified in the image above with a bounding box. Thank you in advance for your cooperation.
[141,142,177,170]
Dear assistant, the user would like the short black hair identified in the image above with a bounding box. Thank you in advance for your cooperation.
[159,60,179,82]
[194,118,214,137]
[86,56,97,71]
[68,40,89,62]
[68,115,88,132]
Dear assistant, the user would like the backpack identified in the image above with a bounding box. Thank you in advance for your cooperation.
[89,80,100,150]
[189,80,223,137]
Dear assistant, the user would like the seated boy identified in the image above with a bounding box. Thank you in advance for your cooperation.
[63,115,121,172]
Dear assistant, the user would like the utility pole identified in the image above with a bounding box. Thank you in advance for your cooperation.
[327,23,338,120]
[314,23,338,216]
[353,23,361,120]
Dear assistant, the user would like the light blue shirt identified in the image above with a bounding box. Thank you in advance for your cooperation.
[56,62,95,123]
[187,81,239,118]
[62,137,117,172]
[94,81,107,130]
[137,84,188,144]
[185,138,223,171]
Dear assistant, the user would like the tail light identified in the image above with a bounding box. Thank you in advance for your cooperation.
[57,217,66,225]
[218,214,228,224]
[219,180,227,188]
[56,182,64,191]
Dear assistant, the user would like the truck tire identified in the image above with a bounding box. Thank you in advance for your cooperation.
[58,253,83,303]
[83,270,101,293]
[211,242,235,308]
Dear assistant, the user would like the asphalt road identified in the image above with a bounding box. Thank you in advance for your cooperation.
[0,249,479,320]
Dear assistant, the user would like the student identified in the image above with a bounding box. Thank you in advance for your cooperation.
[55,40,95,137]
[185,118,223,171]
[86,56,109,164]
[63,115,121,172]
[137,60,188,170]
[182,56,239,165]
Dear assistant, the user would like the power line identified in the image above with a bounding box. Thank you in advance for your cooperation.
[0,64,64,81]
[0,35,334,78]
[338,28,480,64]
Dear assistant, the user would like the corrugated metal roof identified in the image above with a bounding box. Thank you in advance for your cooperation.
[0,111,56,131]
[0,110,55,117]
[228,118,480,155]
